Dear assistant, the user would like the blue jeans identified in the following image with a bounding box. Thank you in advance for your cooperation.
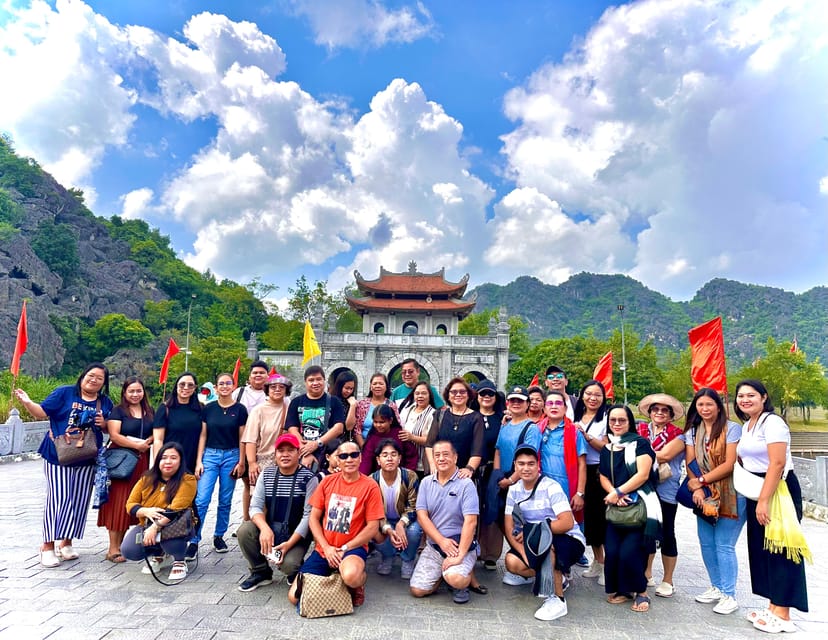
[193,447,239,543]
[696,494,746,597]
[377,518,423,563]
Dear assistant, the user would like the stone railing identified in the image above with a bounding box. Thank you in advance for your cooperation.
[0,409,49,456]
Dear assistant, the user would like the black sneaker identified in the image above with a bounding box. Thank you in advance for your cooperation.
[185,543,198,562]
[238,571,273,592]
[213,537,229,553]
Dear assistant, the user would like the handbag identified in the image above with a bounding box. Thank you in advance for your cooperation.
[51,398,101,466]
[733,460,765,500]
[144,508,197,541]
[105,448,140,480]
[296,571,354,618]
[657,462,673,483]
[605,447,647,528]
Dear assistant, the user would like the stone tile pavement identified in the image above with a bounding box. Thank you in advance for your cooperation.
[0,459,825,639]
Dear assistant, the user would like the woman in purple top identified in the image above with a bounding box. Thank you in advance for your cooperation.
[359,405,418,474]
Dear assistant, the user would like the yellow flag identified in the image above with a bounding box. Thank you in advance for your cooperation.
[302,320,322,365]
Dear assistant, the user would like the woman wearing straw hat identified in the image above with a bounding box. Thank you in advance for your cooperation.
[636,393,685,598]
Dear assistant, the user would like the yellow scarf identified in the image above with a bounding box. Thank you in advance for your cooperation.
[764,480,812,564]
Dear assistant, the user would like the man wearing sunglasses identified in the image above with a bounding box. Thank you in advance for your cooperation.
[289,441,383,608]
[390,358,445,408]
[544,366,578,420]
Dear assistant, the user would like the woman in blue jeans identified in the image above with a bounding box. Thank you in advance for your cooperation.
[684,388,746,615]
[191,373,248,558]
[370,438,423,579]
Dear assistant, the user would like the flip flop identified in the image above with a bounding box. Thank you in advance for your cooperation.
[469,584,489,595]
[631,594,651,612]
[106,553,126,563]
[607,593,632,604]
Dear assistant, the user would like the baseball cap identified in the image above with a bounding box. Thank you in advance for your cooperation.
[275,433,301,450]
[506,385,529,401]
[545,365,566,377]
[476,380,497,395]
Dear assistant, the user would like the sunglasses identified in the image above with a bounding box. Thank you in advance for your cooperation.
[336,451,361,460]
[449,389,468,396]
[178,382,196,389]
[546,373,565,380]
[478,391,495,398]
[545,400,565,407]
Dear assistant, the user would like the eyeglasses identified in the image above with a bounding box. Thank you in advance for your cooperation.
[178,383,196,389]
[401,369,416,375]
[545,400,565,407]
[583,392,603,399]
[449,389,468,396]
[546,373,565,380]
[336,451,361,460]
[650,406,671,414]
[608,418,628,424]
[216,381,234,387]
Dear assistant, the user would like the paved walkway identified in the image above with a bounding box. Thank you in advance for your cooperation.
[0,459,825,640]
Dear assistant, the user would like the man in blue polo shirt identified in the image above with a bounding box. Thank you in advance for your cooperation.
[409,440,478,605]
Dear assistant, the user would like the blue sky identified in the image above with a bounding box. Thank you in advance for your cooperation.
[1,0,826,304]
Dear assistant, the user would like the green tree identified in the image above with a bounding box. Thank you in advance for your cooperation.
[286,276,361,330]
[30,218,79,282]
[459,309,531,357]
[508,335,607,391]
[184,336,248,383]
[606,329,664,404]
[82,313,153,361]
[0,188,24,226]
[660,347,694,403]
[734,339,828,420]
[260,314,304,351]
[143,300,184,334]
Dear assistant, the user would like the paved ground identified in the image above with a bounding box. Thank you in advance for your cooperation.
[0,459,826,640]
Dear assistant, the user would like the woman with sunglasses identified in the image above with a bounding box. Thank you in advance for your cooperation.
[473,380,507,571]
[539,391,587,539]
[573,380,609,584]
[425,377,484,480]
[153,372,203,476]
[636,393,685,598]
[192,373,248,557]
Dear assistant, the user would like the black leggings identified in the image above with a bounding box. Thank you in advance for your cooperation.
[646,499,677,557]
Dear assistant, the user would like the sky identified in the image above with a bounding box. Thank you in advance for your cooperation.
[1,0,826,305]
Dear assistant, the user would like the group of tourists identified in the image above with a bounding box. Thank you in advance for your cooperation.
[15,357,809,631]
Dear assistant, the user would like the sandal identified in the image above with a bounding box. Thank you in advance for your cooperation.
[105,553,126,563]
[631,594,651,612]
[469,584,489,595]
[168,561,188,582]
[607,593,632,604]
[754,612,797,634]
[747,609,772,623]
[57,544,79,560]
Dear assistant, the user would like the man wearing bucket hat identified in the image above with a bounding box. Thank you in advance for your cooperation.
[237,433,318,592]
[504,442,586,621]
[636,393,686,598]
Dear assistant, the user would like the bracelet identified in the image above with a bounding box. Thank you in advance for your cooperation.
[464,465,475,473]
[615,488,625,498]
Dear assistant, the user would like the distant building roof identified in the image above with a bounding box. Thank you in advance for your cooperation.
[353,263,469,297]
[347,296,476,314]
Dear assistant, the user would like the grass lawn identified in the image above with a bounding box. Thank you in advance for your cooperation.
[787,407,828,432]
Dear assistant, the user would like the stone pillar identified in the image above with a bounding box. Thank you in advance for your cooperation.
[246,332,259,362]
[0,408,25,455]
[496,307,511,388]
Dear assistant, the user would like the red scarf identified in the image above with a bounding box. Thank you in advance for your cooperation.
[637,421,682,451]
[541,416,582,524]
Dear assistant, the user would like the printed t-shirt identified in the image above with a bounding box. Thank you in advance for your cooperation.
[310,472,383,556]
[38,386,114,464]
[285,393,345,442]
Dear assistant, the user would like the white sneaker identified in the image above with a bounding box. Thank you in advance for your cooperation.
[141,555,170,575]
[534,595,567,621]
[597,571,605,587]
[713,595,739,615]
[695,586,724,604]
[582,561,603,578]
[502,571,534,586]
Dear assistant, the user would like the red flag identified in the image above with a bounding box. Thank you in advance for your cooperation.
[232,358,241,387]
[790,337,798,353]
[688,317,727,394]
[269,366,277,375]
[10,301,28,376]
[593,351,614,400]
[159,338,181,384]
[529,373,539,387]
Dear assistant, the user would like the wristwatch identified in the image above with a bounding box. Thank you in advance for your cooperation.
[340,543,349,552]
[576,491,585,498]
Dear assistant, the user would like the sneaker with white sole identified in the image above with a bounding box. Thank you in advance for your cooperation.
[597,571,605,587]
[713,595,739,615]
[168,561,188,581]
[502,571,535,586]
[655,581,674,598]
[695,586,724,604]
[562,575,570,592]
[376,558,392,576]
[142,555,171,575]
[534,595,568,621]
[582,561,603,578]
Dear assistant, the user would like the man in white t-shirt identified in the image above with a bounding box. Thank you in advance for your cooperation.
[504,444,586,622]
[233,360,270,412]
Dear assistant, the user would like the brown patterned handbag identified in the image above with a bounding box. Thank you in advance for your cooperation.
[296,572,354,618]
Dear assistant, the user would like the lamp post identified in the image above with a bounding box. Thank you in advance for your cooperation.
[184,294,196,370]
[617,304,628,405]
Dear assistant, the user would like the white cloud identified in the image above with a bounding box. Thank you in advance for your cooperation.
[119,187,155,220]
[499,0,828,298]
[288,0,434,50]
[0,0,136,188]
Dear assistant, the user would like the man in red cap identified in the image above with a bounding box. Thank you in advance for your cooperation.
[237,433,318,591]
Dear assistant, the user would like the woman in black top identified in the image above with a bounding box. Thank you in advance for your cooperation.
[153,372,202,475]
[425,376,484,479]
[192,372,248,555]
[98,376,154,562]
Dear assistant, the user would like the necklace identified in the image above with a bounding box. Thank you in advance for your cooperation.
[218,400,234,415]
[451,409,467,431]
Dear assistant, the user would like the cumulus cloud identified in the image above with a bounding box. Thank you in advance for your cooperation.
[497,0,828,298]
[288,0,434,50]
[0,0,136,188]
